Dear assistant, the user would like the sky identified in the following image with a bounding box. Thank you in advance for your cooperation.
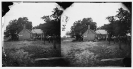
[2,2,57,31]
[2,2,129,38]
[61,3,129,37]
[2,2,58,41]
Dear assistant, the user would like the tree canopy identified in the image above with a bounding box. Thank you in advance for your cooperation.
[34,7,63,36]
[70,18,97,40]
[101,8,131,37]
[4,17,32,40]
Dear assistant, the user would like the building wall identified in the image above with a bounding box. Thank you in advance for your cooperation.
[83,30,96,41]
[19,29,31,40]
[96,34,108,40]
[31,33,44,40]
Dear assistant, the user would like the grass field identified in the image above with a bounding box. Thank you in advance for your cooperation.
[2,40,131,67]
[61,40,131,67]
[3,41,62,66]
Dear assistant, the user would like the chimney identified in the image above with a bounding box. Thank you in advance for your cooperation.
[88,25,90,29]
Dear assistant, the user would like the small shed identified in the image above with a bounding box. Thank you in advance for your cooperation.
[82,25,97,41]
[18,25,32,40]
[95,30,108,40]
[31,29,44,40]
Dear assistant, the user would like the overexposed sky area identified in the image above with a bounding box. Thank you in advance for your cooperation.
[2,2,129,38]
[61,3,129,37]
[2,2,58,30]
[2,2,58,41]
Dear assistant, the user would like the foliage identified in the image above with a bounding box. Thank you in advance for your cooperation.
[62,41,129,66]
[51,7,63,20]
[70,18,97,40]
[4,17,32,40]
[101,8,131,37]
[9,49,34,66]
[3,41,62,66]
[66,31,71,36]
[3,48,34,66]
[67,48,98,66]
[34,7,63,36]
[41,15,51,23]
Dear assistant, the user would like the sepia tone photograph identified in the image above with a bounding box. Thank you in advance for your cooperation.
[2,1,132,67]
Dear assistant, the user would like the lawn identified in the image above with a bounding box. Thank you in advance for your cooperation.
[61,40,131,67]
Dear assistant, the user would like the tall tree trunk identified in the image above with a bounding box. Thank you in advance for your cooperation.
[119,41,121,49]
[53,40,56,49]
[43,38,45,44]
[107,34,111,44]
[118,37,122,50]
[108,37,111,44]
[113,37,116,44]
[53,35,56,49]
[43,34,46,44]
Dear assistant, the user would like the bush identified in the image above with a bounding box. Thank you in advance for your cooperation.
[3,48,34,66]
[67,48,99,66]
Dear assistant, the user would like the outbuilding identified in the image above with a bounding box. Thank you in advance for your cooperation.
[31,29,44,40]
[95,29,108,40]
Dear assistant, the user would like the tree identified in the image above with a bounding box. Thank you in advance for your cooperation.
[115,8,131,35]
[70,18,97,41]
[41,7,63,56]
[34,7,63,55]
[4,17,32,40]
[41,15,51,23]
[35,7,63,37]
[104,8,131,49]
[66,31,71,37]
[38,7,63,36]
[115,8,131,49]
[105,8,131,37]
[51,7,63,20]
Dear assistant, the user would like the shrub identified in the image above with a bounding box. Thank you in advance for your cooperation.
[4,48,34,66]
[67,48,99,66]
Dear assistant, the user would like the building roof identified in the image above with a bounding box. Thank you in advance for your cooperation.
[89,29,96,34]
[31,29,43,34]
[19,29,32,35]
[96,30,107,34]
[83,29,96,36]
